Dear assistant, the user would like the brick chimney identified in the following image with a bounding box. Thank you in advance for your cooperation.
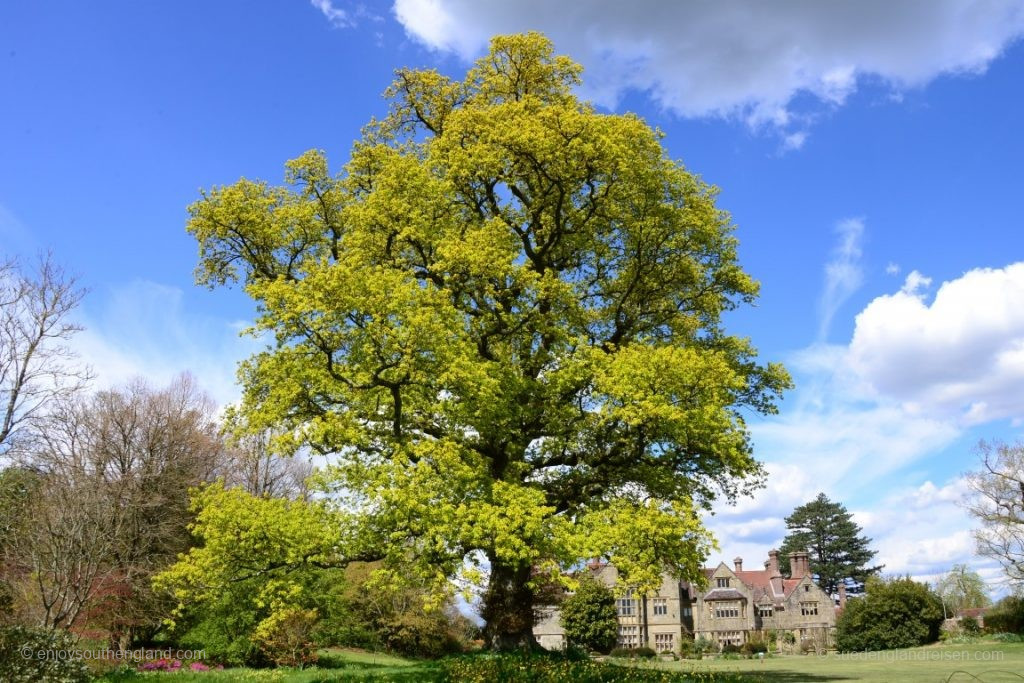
[838,583,847,609]
[789,551,808,579]
[767,549,781,577]
[767,549,784,596]
[734,556,743,572]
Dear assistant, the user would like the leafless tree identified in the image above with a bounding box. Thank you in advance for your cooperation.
[4,374,226,642]
[221,429,313,500]
[964,440,1024,587]
[0,254,89,456]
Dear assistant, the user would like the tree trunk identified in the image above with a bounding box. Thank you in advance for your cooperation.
[481,558,540,651]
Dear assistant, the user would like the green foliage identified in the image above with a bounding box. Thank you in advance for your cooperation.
[0,625,91,683]
[740,639,767,656]
[438,652,741,681]
[155,483,471,662]
[184,30,789,645]
[693,636,719,654]
[154,483,348,665]
[936,564,991,613]
[778,493,882,594]
[985,596,1024,634]
[559,576,618,653]
[836,576,944,651]
[252,607,319,668]
[609,646,655,659]
[960,616,981,634]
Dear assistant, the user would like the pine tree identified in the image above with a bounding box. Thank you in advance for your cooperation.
[778,493,882,595]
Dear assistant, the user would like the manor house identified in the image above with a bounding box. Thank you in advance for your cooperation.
[534,549,839,653]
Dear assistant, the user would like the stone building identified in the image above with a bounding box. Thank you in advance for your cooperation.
[534,549,838,652]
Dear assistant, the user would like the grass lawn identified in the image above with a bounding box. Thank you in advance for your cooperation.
[96,642,1024,682]
[632,640,1024,683]
[97,648,438,681]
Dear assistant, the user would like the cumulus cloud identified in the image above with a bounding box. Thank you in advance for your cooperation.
[391,0,1024,137]
[707,263,1024,583]
[72,281,260,408]
[819,218,865,339]
[849,262,1024,424]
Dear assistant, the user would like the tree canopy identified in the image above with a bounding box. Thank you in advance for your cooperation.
[185,32,789,649]
[935,563,991,616]
[778,493,882,595]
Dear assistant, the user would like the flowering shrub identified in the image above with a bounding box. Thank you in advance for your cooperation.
[0,626,91,683]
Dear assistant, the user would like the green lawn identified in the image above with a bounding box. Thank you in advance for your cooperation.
[96,642,1024,682]
[634,641,1024,683]
[98,648,436,682]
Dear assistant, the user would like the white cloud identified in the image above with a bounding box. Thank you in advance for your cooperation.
[72,281,259,408]
[707,263,1024,585]
[311,0,354,28]
[849,262,1024,424]
[391,0,1024,138]
[819,218,865,339]
[886,262,901,276]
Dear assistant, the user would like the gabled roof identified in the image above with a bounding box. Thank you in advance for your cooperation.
[697,567,809,602]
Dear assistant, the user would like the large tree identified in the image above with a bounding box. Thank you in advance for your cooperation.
[186,32,789,649]
[0,254,88,456]
[965,440,1024,588]
[778,493,882,595]
[935,563,991,617]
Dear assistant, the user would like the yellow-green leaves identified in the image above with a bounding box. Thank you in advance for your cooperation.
[184,32,789,626]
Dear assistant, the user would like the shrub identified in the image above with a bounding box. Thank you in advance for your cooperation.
[609,647,632,658]
[632,646,656,658]
[439,652,746,681]
[960,616,981,634]
[985,596,1024,634]
[559,577,619,654]
[721,643,741,655]
[741,639,767,656]
[799,639,817,654]
[990,632,1024,642]
[253,607,320,668]
[677,637,694,658]
[693,635,718,654]
[0,625,91,683]
[836,576,944,651]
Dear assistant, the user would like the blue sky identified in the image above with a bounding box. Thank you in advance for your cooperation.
[3,1,1024,590]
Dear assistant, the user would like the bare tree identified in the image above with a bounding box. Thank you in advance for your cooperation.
[0,254,89,456]
[4,375,226,642]
[221,429,313,500]
[964,440,1024,587]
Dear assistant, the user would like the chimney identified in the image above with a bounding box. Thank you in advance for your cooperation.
[734,557,743,572]
[789,551,808,579]
[838,583,847,609]
[767,549,780,577]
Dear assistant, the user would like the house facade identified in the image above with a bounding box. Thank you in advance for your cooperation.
[534,549,837,653]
